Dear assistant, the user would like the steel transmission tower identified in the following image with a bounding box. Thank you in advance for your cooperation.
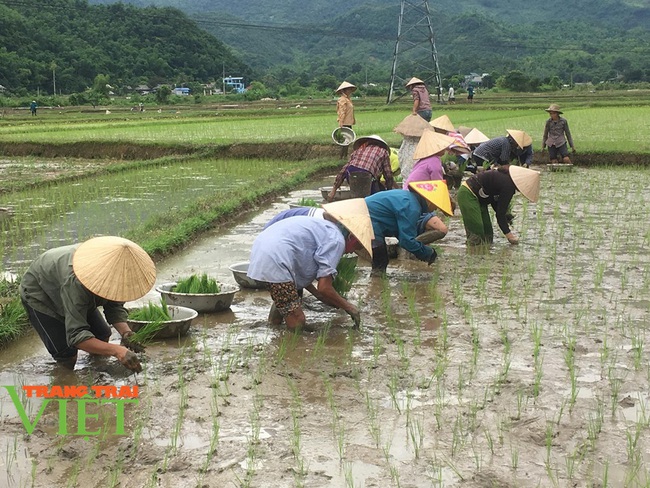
[387,0,443,104]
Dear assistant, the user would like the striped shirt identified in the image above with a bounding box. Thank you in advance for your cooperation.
[333,144,393,189]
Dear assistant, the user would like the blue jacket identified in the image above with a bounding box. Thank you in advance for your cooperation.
[365,190,434,262]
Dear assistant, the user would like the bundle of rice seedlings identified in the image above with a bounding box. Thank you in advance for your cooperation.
[298,197,320,208]
[128,300,171,344]
[173,274,220,294]
[333,256,358,297]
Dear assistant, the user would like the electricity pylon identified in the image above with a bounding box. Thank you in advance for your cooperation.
[386,0,443,104]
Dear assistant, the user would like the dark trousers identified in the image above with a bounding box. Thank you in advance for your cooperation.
[21,299,111,360]
[371,239,390,273]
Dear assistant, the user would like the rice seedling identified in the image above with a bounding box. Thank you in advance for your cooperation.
[173,273,220,293]
[333,256,357,298]
[364,391,381,448]
[297,197,320,207]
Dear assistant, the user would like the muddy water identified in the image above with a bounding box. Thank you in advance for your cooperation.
[3,167,650,487]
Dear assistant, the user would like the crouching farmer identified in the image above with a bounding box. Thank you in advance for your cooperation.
[19,236,156,372]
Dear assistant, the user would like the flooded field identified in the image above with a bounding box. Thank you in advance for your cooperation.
[0,157,309,271]
[1,166,650,487]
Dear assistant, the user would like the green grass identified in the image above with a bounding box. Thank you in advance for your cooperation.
[173,274,221,294]
[1,99,649,153]
[0,298,29,348]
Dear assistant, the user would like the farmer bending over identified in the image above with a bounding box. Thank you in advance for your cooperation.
[247,200,373,329]
[19,236,156,372]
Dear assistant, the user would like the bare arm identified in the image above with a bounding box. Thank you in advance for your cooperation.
[315,275,360,327]
[76,337,141,372]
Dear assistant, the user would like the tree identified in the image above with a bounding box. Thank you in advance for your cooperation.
[155,85,171,104]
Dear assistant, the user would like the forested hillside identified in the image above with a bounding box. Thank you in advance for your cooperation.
[0,0,251,95]
[87,0,650,89]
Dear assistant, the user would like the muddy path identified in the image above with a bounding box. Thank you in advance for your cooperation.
[2,167,650,487]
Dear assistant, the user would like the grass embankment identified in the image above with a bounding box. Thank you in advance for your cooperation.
[128,160,339,259]
[0,280,29,348]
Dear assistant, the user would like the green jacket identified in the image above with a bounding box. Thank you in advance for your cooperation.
[19,244,128,347]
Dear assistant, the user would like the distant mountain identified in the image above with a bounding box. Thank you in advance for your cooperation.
[87,0,650,88]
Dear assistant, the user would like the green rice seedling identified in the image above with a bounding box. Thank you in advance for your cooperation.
[484,428,494,456]
[173,273,220,293]
[532,354,544,399]
[344,461,356,488]
[407,413,424,460]
[333,256,357,297]
[297,197,320,207]
[388,372,402,413]
[510,445,519,471]
[364,391,381,448]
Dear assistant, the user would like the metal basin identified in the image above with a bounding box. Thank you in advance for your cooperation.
[320,186,352,201]
[228,262,269,289]
[156,282,239,313]
[127,305,197,339]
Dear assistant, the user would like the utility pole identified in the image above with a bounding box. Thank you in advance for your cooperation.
[51,62,57,96]
[387,0,443,104]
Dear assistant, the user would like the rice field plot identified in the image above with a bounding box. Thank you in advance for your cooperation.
[1,105,649,154]
[2,166,650,487]
[0,157,315,273]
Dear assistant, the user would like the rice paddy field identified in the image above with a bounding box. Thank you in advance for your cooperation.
[0,96,650,487]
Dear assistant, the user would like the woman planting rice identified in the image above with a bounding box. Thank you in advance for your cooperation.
[19,236,156,371]
[457,165,540,246]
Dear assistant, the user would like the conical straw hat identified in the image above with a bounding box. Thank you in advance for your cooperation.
[464,128,490,145]
[429,114,455,133]
[393,114,431,137]
[335,81,357,94]
[506,129,533,149]
[456,125,473,137]
[405,77,424,87]
[72,236,156,302]
[509,166,541,203]
[412,130,456,160]
[352,134,389,151]
[322,199,374,257]
[408,180,453,216]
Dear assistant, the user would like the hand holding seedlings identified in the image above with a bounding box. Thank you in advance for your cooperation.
[347,306,361,328]
[116,348,142,373]
[121,330,146,353]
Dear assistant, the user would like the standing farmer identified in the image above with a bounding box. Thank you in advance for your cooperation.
[19,236,156,371]
[336,81,356,159]
[542,103,575,164]
[30,100,37,116]
[405,77,432,122]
